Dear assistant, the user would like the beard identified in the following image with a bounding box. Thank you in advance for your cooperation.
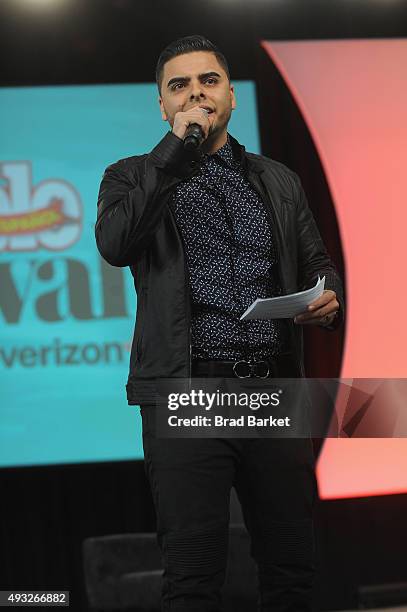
[205,105,232,141]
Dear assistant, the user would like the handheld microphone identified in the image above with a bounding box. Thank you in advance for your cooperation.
[183,109,208,151]
[183,123,204,151]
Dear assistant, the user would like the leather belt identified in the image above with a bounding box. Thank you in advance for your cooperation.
[191,352,298,378]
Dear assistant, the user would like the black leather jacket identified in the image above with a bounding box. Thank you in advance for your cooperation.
[95,131,345,405]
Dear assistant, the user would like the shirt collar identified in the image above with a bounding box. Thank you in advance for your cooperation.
[201,133,237,169]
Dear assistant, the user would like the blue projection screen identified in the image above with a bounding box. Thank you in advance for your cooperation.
[0,82,260,467]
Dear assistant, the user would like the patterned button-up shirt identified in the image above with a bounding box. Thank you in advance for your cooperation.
[169,133,288,361]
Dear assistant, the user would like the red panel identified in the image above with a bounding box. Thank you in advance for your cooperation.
[262,39,407,499]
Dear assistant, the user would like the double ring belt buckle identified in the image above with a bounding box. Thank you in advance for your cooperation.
[232,359,270,379]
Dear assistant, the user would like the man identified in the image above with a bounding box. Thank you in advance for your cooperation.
[96,34,344,612]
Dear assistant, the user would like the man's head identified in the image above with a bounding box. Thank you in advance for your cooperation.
[156,34,236,149]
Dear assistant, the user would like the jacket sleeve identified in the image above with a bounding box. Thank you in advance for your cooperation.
[95,131,189,267]
[292,172,345,331]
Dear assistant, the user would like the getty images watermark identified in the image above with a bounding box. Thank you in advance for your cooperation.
[167,388,290,429]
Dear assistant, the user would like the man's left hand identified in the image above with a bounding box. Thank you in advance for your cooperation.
[294,290,339,327]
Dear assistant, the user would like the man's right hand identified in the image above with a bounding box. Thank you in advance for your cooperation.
[172,106,211,141]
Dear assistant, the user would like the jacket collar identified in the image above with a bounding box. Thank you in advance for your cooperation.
[228,132,264,175]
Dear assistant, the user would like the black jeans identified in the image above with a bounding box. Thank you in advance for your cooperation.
[140,379,317,611]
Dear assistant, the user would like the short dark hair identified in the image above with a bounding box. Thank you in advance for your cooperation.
[156,34,230,94]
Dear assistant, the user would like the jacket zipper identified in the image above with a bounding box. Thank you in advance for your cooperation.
[136,287,147,361]
[183,250,192,386]
[165,196,192,385]
[245,168,304,376]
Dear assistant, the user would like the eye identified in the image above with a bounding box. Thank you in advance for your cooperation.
[171,83,185,91]
[205,78,218,85]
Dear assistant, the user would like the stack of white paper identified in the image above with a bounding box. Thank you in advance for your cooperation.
[240,276,325,320]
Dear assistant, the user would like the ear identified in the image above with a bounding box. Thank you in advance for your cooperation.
[159,96,168,121]
[230,84,236,111]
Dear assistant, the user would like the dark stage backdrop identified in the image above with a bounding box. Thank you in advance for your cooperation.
[1,0,407,609]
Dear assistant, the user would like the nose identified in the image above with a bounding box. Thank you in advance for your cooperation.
[189,79,205,101]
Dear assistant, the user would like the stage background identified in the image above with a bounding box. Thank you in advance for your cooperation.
[1,0,407,609]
